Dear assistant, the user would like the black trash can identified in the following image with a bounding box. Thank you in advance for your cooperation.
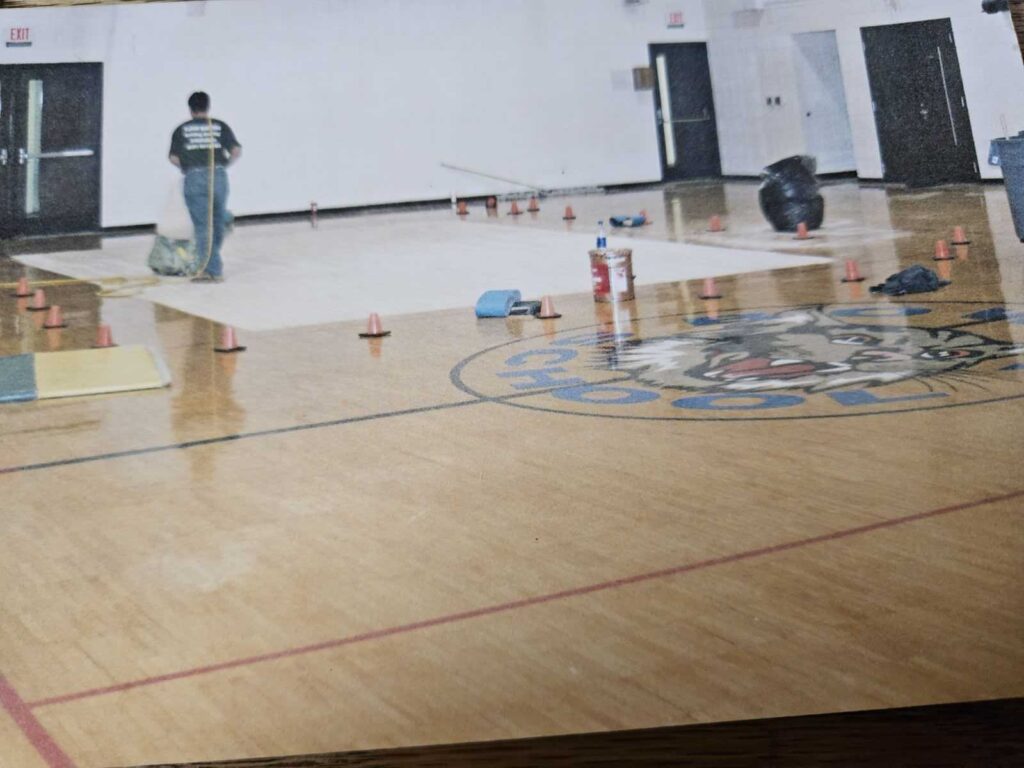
[990,132,1024,242]
[758,155,825,233]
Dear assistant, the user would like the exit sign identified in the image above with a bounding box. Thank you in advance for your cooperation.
[667,11,686,28]
[7,27,32,48]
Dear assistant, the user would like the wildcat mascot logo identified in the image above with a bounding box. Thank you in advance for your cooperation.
[607,308,1020,393]
[453,303,1024,421]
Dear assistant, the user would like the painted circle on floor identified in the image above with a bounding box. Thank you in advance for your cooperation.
[451,302,1024,421]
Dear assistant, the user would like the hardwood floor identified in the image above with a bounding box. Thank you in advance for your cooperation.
[1,181,1022,768]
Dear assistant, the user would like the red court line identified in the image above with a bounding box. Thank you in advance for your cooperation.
[27,489,1024,711]
[0,675,77,768]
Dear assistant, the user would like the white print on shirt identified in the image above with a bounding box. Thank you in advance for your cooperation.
[183,123,223,152]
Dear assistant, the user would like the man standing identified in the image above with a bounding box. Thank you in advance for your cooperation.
[169,92,241,283]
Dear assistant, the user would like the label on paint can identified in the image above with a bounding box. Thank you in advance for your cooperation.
[591,261,611,295]
[610,264,629,294]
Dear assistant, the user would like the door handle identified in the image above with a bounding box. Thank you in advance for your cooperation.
[35,149,95,159]
[19,148,94,161]
[936,47,959,147]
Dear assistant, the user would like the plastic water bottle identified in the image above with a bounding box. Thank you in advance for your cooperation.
[596,220,607,250]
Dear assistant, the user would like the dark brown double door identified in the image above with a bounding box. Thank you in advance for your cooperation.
[649,43,722,181]
[1,63,102,237]
[862,20,978,187]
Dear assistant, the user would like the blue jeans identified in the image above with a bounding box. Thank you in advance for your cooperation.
[184,167,229,277]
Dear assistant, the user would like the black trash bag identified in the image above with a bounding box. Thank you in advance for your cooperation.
[869,265,950,296]
[758,155,825,232]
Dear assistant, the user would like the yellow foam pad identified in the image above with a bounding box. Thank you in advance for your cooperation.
[34,345,171,400]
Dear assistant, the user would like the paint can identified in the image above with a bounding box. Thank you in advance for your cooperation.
[589,248,634,303]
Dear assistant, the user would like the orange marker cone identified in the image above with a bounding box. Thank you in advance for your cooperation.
[933,239,952,261]
[486,196,498,210]
[841,259,866,283]
[527,197,540,213]
[214,326,246,353]
[358,312,391,338]
[508,201,522,216]
[27,289,50,312]
[951,226,970,246]
[563,205,576,221]
[92,324,116,348]
[456,200,469,216]
[12,277,32,298]
[708,215,724,233]
[699,277,722,300]
[537,296,562,320]
[43,305,67,329]
[795,222,813,240]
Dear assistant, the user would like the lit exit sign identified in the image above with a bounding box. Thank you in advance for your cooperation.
[7,27,32,48]
[666,11,686,28]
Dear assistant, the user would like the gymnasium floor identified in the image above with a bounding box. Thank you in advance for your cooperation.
[1,180,1022,768]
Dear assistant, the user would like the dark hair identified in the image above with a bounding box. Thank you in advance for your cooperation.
[188,91,210,113]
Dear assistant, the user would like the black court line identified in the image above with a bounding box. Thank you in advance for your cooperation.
[0,377,636,478]
[0,399,484,477]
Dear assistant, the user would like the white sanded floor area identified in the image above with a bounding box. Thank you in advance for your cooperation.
[17,212,829,332]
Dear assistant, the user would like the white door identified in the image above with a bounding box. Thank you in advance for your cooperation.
[793,31,856,174]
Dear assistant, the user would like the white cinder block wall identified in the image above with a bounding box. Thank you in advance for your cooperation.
[2,0,707,227]
[705,0,1024,179]
[2,0,1022,227]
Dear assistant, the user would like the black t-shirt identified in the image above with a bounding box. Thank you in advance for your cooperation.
[169,118,241,170]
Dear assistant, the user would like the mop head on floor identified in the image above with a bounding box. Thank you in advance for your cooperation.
[0,345,171,404]
[148,174,235,276]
